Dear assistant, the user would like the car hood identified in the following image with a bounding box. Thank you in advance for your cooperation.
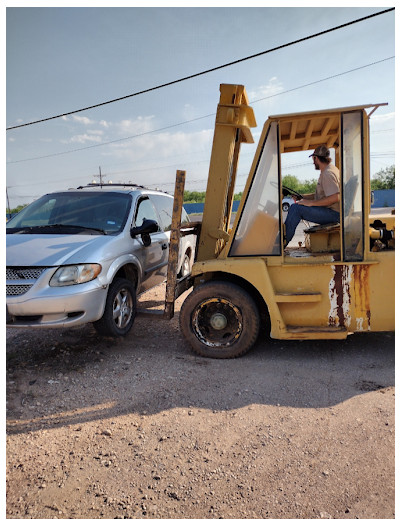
[6,233,116,267]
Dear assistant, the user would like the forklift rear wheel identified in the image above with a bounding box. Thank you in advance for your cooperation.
[180,281,260,358]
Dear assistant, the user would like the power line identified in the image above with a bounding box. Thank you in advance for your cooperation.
[7,150,393,192]
[6,8,394,131]
[6,115,213,164]
[250,56,394,104]
[6,56,394,165]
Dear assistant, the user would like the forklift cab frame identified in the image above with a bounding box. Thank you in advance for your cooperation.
[229,105,382,261]
[179,84,394,358]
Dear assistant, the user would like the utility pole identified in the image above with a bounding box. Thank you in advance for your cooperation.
[90,166,112,186]
[6,187,11,215]
[92,166,104,186]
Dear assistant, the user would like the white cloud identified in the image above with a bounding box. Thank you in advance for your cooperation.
[112,128,212,159]
[87,129,105,136]
[101,127,214,188]
[116,116,156,135]
[67,133,103,144]
[61,115,94,125]
[248,78,285,102]
[370,112,395,125]
[182,103,202,121]
[71,115,94,125]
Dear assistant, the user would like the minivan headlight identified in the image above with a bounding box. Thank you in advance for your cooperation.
[50,264,102,287]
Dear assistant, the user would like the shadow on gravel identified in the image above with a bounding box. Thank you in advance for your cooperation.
[6,319,395,434]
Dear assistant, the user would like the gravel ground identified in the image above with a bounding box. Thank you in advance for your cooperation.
[6,285,395,519]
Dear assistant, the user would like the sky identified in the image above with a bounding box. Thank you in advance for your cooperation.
[5,2,396,210]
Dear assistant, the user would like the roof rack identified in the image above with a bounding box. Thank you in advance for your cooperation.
[75,183,172,195]
[77,183,146,189]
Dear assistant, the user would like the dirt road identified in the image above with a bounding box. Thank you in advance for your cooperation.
[6,285,395,519]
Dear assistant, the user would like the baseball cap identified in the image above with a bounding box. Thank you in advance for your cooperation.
[309,145,330,158]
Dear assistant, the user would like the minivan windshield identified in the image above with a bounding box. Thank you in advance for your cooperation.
[6,191,132,235]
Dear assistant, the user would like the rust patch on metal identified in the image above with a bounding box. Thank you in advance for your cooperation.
[329,265,352,328]
[329,264,371,331]
[353,264,371,331]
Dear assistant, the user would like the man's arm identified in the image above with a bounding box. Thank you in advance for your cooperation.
[300,192,315,200]
[297,193,339,207]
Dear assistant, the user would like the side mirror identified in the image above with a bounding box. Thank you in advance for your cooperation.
[130,218,159,238]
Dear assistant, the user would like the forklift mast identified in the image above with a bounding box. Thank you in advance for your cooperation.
[196,84,257,262]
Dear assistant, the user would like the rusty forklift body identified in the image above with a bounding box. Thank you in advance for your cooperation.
[178,84,394,358]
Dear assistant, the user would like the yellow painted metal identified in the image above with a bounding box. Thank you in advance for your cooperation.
[190,258,350,339]
[364,252,395,331]
[275,293,322,303]
[191,252,394,339]
[305,228,340,253]
[196,84,256,262]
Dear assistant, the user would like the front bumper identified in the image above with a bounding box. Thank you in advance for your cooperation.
[6,271,108,328]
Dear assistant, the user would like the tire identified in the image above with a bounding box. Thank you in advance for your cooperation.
[93,278,136,337]
[282,202,290,212]
[178,252,191,278]
[180,281,260,359]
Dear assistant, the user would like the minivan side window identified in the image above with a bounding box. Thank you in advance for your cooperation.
[135,197,160,229]
[149,194,173,231]
[150,194,191,231]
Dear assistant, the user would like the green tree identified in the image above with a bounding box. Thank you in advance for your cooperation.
[282,175,301,192]
[8,204,28,215]
[183,191,206,203]
[282,175,317,195]
[299,179,318,194]
[371,165,395,190]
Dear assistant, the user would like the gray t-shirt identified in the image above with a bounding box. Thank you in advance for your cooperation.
[315,163,340,212]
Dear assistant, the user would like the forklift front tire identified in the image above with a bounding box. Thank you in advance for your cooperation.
[180,281,260,359]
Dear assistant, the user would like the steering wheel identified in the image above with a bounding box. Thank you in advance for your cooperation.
[282,185,303,200]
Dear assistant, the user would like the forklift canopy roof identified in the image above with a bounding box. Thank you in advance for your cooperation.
[268,103,387,154]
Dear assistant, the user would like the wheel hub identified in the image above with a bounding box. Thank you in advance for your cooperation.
[210,312,228,330]
[113,289,133,329]
[192,298,242,347]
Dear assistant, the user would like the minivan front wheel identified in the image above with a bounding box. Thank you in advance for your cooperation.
[94,278,136,337]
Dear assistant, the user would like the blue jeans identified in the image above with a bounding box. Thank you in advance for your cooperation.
[284,204,340,244]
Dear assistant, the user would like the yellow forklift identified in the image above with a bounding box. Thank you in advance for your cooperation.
[165,84,395,358]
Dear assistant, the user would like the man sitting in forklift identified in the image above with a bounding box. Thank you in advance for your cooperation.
[284,145,340,247]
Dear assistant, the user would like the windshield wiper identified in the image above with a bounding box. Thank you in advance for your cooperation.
[7,224,106,234]
[47,224,106,234]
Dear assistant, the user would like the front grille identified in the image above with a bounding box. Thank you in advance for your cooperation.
[7,284,33,296]
[6,267,48,297]
[6,267,47,280]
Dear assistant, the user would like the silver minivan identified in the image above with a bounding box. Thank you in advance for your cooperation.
[6,184,196,336]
